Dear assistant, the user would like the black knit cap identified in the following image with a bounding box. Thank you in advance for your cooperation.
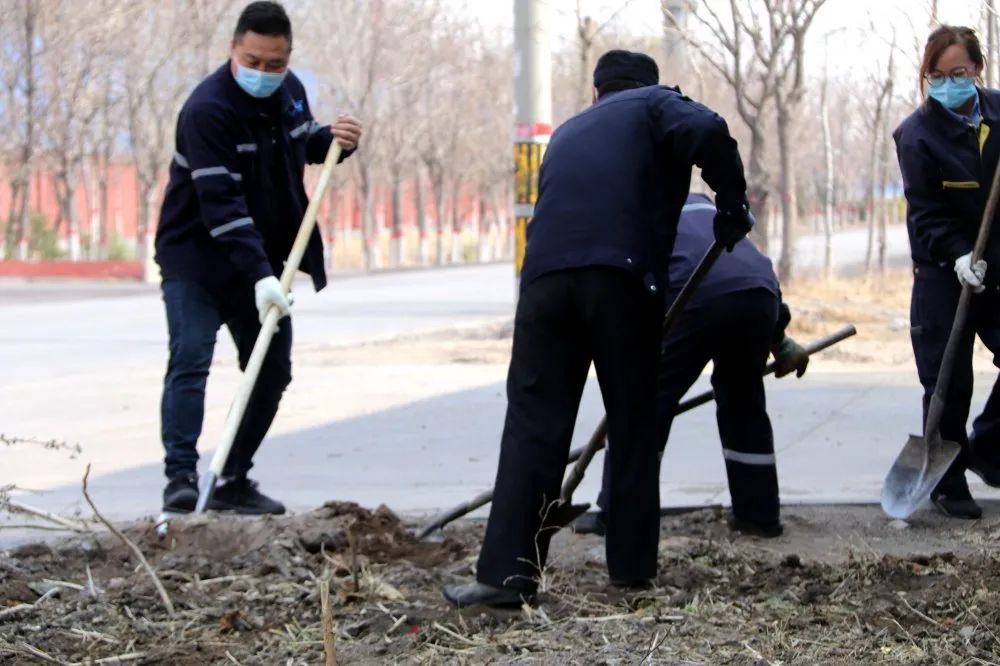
[593,49,659,88]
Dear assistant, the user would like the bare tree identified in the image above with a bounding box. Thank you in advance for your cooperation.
[663,0,786,255]
[859,29,897,274]
[39,0,114,260]
[3,0,47,259]
[771,0,827,283]
[573,1,638,110]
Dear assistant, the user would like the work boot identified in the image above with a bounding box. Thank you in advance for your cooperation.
[727,514,784,539]
[931,476,981,520]
[209,477,286,515]
[968,447,1000,488]
[162,473,199,513]
[572,510,607,536]
[442,582,535,609]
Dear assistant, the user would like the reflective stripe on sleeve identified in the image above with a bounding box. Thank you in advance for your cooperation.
[209,217,254,237]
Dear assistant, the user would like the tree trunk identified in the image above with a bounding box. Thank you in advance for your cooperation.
[478,193,492,262]
[15,172,30,260]
[325,186,340,272]
[391,173,404,267]
[877,113,893,275]
[137,196,150,261]
[864,117,882,273]
[432,172,445,266]
[577,16,594,110]
[57,167,83,261]
[450,178,463,264]
[15,3,37,261]
[775,103,797,282]
[360,180,377,272]
[415,172,429,266]
[745,125,770,255]
[820,80,835,279]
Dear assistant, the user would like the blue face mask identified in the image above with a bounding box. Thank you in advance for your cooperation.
[927,76,977,110]
[233,63,287,98]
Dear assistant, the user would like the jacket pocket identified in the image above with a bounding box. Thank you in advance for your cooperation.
[942,180,980,189]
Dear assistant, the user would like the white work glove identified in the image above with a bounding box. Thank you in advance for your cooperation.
[254,276,292,325]
[955,253,987,293]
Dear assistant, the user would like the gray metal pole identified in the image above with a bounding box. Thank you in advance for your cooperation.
[513,0,552,293]
[662,1,688,74]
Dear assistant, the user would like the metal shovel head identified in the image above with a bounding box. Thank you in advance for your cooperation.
[881,433,961,519]
[541,502,592,532]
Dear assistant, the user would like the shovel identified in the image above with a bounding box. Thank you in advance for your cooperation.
[193,141,344,514]
[415,324,856,539]
[881,159,1000,520]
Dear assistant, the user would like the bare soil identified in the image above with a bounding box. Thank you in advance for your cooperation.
[3,502,1000,664]
[5,271,1000,664]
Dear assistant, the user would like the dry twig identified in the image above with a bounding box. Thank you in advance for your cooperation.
[3,499,89,531]
[81,464,174,616]
[320,575,337,666]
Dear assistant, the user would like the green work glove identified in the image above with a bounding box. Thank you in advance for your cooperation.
[772,335,809,378]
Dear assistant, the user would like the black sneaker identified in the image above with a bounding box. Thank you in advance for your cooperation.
[209,478,286,515]
[727,515,784,538]
[931,478,982,520]
[162,473,199,513]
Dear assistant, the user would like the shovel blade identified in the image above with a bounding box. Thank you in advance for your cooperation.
[881,434,962,519]
[541,502,591,532]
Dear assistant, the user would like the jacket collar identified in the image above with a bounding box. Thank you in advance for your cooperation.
[922,89,994,140]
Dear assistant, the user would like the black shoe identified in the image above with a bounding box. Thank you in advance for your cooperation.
[610,578,652,590]
[727,515,784,538]
[573,510,606,536]
[442,582,534,609]
[969,451,1000,488]
[162,473,198,513]
[209,477,286,515]
[931,480,982,520]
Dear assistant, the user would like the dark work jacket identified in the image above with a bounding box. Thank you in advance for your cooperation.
[893,88,1000,285]
[156,63,353,292]
[521,85,748,296]
[668,193,790,344]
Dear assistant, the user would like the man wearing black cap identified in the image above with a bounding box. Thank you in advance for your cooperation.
[443,50,754,609]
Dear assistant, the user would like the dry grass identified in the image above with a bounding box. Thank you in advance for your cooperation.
[3,503,1000,664]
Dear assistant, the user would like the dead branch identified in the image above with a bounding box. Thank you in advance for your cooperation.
[81,463,174,617]
[3,499,90,532]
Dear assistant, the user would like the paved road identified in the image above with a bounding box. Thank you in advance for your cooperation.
[8,229,1000,542]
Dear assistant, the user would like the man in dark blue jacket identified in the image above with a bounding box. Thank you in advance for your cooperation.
[574,193,809,539]
[444,50,753,609]
[155,1,361,515]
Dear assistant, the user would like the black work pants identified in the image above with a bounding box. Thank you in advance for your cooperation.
[596,288,779,523]
[910,268,1000,491]
[476,267,664,591]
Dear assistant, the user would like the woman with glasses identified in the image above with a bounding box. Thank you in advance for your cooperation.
[894,25,1000,519]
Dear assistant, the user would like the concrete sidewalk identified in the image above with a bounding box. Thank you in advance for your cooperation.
[8,367,1000,537]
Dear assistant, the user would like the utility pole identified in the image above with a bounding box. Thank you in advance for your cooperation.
[662,1,688,74]
[513,0,552,293]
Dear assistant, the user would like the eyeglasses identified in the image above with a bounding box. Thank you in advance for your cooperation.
[926,68,976,87]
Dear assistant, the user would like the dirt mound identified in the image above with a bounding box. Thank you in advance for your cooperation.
[3,504,1000,664]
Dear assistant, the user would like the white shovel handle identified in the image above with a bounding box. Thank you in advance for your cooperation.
[202,142,344,487]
